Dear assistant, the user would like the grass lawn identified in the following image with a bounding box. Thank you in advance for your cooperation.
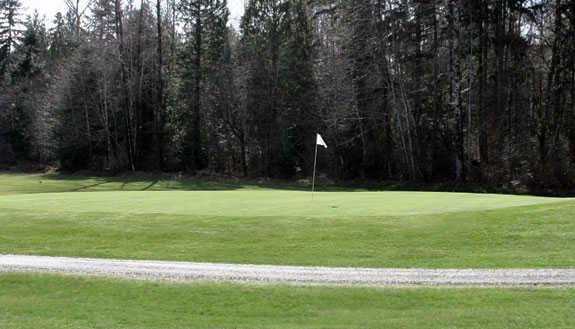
[1,272,575,328]
[1,172,574,268]
[2,172,575,328]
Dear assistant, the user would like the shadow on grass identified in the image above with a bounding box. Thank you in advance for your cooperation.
[38,173,246,192]
[2,171,571,197]
[142,179,159,191]
[71,181,113,191]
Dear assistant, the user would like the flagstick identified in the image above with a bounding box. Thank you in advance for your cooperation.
[312,140,318,201]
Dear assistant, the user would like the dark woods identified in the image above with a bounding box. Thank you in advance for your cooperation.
[0,0,574,188]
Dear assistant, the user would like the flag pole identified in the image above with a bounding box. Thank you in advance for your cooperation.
[312,137,318,201]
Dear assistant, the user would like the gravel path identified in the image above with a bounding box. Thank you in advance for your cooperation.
[1,254,575,285]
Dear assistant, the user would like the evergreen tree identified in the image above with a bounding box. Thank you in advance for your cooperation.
[0,0,21,81]
[281,0,316,177]
[179,0,229,171]
[240,0,291,176]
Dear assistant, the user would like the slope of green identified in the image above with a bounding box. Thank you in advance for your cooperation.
[1,273,574,329]
[1,173,574,268]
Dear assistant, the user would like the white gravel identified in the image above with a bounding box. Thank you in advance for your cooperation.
[1,254,574,285]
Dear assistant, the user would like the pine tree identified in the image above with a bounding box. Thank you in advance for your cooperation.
[281,0,316,177]
[240,0,290,176]
[0,0,22,82]
[179,0,229,171]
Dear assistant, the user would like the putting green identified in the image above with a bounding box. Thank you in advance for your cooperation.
[0,190,568,217]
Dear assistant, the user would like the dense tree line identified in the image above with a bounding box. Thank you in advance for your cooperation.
[0,0,574,188]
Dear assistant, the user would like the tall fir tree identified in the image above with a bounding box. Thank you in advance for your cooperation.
[179,0,229,172]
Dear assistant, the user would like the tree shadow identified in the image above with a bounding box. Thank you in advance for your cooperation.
[71,181,113,191]
[38,173,246,192]
[142,179,159,191]
[31,172,575,197]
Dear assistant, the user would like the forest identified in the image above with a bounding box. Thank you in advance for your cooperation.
[0,0,574,188]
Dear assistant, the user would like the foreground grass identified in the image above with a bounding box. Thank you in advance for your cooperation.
[1,272,574,328]
[1,172,574,267]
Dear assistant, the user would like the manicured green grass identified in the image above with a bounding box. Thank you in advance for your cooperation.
[1,172,574,267]
[2,173,575,327]
[1,272,574,328]
[0,189,567,217]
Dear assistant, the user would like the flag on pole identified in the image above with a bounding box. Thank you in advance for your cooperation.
[312,133,327,201]
[316,134,327,148]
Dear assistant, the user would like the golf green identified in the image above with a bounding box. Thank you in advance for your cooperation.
[0,190,567,217]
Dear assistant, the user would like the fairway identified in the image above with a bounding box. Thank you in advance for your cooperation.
[2,273,575,328]
[1,173,574,268]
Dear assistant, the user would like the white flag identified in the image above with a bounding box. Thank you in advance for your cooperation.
[316,133,327,148]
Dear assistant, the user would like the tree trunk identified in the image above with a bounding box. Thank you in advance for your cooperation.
[156,0,164,169]
[114,0,135,171]
[495,0,506,154]
[450,0,465,181]
[478,0,489,174]
[192,6,202,171]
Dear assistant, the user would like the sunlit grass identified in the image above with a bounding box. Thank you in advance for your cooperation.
[1,172,574,268]
[2,172,575,328]
[1,273,574,329]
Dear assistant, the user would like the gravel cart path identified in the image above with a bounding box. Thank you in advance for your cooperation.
[2,254,575,285]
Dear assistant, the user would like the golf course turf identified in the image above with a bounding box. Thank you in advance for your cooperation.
[2,272,575,328]
[1,172,575,327]
[0,172,574,268]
